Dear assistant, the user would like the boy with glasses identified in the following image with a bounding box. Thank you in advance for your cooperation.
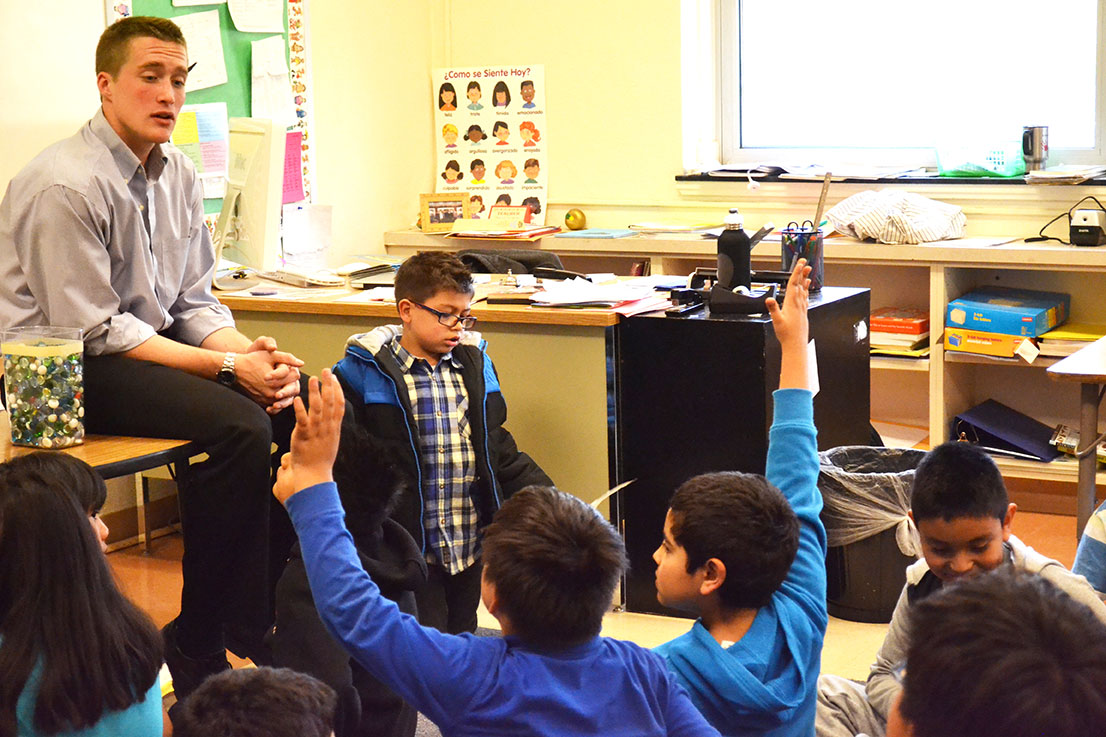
[334,251,551,634]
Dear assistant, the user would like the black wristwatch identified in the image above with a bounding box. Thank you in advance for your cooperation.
[216,352,237,386]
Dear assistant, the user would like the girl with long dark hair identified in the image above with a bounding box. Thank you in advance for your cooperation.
[0,453,163,736]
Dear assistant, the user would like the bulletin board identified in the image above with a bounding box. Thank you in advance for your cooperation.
[107,0,314,212]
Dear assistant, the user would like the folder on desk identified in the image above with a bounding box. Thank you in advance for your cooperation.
[951,399,1060,462]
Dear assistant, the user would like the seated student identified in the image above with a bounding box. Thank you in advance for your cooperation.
[272,370,721,737]
[887,568,1106,737]
[17,451,112,552]
[0,453,163,737]
[652,260,827,737]
[1073,498,1106,597]
[816,441,1106,737]
[172,666,337,737]
[271,421,426,737]
[333,251,551,635]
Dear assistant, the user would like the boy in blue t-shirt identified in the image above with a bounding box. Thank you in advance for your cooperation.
[272,370,720,737]
[653,260,827,737]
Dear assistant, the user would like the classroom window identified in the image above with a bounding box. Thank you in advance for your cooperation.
[710,0,1101,167]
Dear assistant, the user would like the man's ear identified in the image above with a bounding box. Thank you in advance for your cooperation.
[96,71,113,104]
[396,298,413,323]
[699,558,727,597]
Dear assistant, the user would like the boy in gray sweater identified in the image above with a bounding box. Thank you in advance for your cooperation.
[816,441,1106,737]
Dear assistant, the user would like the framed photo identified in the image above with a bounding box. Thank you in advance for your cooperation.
[420,193,471,233]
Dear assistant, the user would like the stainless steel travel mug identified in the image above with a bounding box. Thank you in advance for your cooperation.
[1022,126,1048,171]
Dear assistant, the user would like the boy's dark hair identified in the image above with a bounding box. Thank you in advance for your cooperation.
[910,441,1008,523]
[332,419,407,545]
[669,472,799,610]
[96,16,186,76]
[393,251,474,303]
[173,667,337,737]
[481,486,627,647]
[899,568,1106,737]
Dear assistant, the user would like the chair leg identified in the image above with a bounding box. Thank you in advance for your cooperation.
[134,472,150,554]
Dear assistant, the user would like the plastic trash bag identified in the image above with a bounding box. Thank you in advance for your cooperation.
[826,189,966,245]
[818,446,925,558]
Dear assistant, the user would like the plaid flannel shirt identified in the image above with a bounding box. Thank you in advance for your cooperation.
[389,336,479,574]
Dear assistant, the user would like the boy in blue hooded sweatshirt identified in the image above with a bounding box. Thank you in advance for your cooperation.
[653,258,826,737]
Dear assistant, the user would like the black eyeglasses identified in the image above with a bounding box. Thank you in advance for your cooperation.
[412,301,477,329]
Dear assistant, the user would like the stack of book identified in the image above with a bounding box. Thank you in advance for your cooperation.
[1036,323,1106,357]
[870,307,930,357]
[944,286,1070,359]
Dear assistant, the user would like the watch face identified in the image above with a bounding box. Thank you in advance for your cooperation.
[217,369,235,386]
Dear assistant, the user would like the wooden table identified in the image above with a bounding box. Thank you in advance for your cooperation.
[0,413,199,551]
[1047,336,1106,533]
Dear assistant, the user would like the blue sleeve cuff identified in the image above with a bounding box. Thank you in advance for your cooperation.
[772,387,814,424]
[285,481,342,524]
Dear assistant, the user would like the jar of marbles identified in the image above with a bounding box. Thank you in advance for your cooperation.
[1,327,84,448]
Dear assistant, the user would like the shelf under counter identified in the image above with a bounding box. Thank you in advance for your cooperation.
[870,355,930,372]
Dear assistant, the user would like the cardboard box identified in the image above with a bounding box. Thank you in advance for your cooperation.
[945,286,1070,337]
[945,327,1035,358]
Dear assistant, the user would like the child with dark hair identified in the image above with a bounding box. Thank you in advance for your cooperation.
[17,451,111,551]
[334,251,550,635]
[492,80,511,107]
[271,420,425,737]
[888,568,1106,737]
[273,371,720,736]
[173,666,337,737]
[0,453,163,737]
[521,196,541,215]
[652,260,826,737]
[816,441,1106,737]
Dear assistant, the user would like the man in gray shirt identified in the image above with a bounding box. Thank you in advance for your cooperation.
[0,16,302,698]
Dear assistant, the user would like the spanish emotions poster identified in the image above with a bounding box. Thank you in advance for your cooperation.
[434,65,547,225]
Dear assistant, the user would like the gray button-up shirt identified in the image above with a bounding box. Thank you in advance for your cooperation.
[0,109,235,355]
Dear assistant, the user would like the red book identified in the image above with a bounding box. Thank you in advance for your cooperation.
[870,306,929,335]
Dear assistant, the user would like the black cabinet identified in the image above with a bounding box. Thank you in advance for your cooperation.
[612,286,871,617]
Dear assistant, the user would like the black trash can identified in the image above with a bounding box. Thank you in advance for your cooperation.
[818,446,925,623]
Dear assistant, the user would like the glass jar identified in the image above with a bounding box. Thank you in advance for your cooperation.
[1,327,84,448]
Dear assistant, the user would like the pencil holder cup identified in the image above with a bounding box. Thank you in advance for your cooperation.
[781,228,824,292]
[1,326,84,448]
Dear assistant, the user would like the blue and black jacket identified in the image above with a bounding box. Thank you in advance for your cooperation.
[333,325,552,554]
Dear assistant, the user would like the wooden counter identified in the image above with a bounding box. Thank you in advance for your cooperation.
[218,290,620,327]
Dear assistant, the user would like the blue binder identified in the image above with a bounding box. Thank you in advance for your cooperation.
[951,399,1060,462]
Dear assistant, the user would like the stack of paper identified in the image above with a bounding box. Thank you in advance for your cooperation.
[531,279,655,308]
[1036,323,1106,357]
[1025,165,1106,185]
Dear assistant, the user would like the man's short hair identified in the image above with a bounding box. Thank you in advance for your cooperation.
[481,486,627,647]
[669,472,799,610]
[96,16,186,77]
[910,441,1008,523]
[393,251,474,303]
[172,667,336,737]
[899,568,1106,737]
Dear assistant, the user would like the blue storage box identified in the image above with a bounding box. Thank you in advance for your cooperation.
[945,286,1070,337]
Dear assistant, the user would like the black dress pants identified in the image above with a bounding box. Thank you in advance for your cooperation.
[84,355,298,652]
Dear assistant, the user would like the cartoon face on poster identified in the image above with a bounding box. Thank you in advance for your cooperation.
[433,65,546,224]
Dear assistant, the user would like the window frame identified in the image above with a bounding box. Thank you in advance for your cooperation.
[707,0,1106,170]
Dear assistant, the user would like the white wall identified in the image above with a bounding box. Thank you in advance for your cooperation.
[0,6,104,184]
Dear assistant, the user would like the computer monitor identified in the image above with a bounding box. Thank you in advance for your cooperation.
[212,117,285,282]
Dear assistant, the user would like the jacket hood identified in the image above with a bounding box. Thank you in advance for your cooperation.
[656,600,820,731]
[346,323,484,356]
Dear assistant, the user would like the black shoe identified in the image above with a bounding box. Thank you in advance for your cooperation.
[161,619,231,700]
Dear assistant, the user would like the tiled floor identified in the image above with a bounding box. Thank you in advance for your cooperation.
[109,510,1081,686]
